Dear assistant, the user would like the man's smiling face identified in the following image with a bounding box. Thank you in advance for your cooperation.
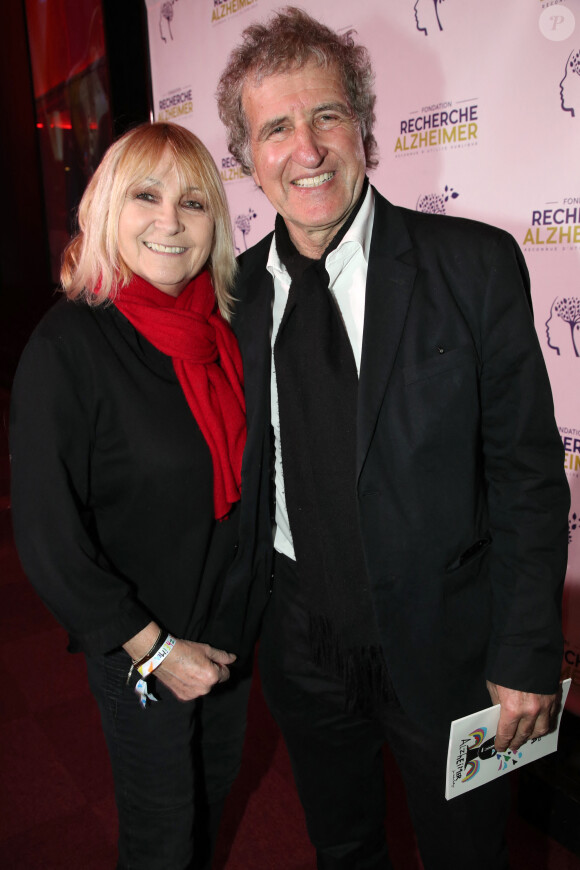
[243,59,367,258]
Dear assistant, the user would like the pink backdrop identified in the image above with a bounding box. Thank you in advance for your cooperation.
[145,0,580,714]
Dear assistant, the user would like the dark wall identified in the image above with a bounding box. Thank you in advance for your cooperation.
[103,0,151,138]
[0,0,51,389]
[0,0,150,390]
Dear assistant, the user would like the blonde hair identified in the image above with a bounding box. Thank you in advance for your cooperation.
[61,122,237,319]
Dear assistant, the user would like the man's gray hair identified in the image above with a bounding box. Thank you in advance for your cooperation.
[216,6,378,175]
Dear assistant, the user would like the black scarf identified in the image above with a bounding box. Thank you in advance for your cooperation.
[274,179,389,713]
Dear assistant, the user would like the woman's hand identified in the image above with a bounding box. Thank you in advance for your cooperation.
[155,638,236,701]
[123,621,236,702]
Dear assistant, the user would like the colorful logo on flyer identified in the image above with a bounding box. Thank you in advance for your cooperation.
[522,199,580,251]
[394,102,478,157]
[211,0,258,25]
[454,727,522,786]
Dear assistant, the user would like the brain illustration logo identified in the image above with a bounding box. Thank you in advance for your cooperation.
[546,297,580,357]
[416,186,459,214]
[570,513,578,544]
[234,208,258,254]
[160,0,179,43]
[560,49,580,117]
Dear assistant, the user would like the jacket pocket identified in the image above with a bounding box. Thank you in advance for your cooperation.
[446,536,491,572]
[403,345,476,386]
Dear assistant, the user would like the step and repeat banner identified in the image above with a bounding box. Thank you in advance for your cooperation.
[145,0,580,713]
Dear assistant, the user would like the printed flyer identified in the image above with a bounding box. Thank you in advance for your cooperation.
[446,679,572,800]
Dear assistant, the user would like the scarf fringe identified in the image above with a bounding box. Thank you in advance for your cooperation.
[309,614,391,716]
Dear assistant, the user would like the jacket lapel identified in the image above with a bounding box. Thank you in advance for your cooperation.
[357,192,417,479]
[233,237,274,469]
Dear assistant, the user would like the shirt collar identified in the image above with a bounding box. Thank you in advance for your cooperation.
[267,184,375,282]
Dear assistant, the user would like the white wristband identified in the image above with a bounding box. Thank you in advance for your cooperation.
[135,678,158,708]
[137,634,177,677]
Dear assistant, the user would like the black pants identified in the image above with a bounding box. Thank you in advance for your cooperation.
[259,552,510,870]
[86,647,251,870]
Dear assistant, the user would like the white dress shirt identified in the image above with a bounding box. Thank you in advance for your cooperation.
[267,185,375,559]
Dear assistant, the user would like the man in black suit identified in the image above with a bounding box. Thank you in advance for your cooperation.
[217,8,569,868]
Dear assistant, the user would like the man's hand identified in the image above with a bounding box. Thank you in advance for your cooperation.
[155,638,236,701]
[486,681,557,752]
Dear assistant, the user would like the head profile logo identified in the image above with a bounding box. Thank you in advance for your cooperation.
[234,208,258,254]
[414,0,445,36]
[160,0,179,43]
[545,297,580,357]
[560,49,580,117]
[416,185,459,214]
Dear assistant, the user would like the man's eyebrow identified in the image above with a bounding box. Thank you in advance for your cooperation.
[315,101,352,115]
[255,102,352,140]
[256,115,291,140]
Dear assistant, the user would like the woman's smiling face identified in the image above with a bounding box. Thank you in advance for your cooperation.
[118,149,215,296]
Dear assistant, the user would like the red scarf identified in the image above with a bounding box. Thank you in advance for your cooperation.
[114,270,246,520]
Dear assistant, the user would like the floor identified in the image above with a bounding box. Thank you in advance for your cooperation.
[1,385,579,868]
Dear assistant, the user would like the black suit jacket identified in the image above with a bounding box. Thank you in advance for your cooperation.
[227,189,569,726]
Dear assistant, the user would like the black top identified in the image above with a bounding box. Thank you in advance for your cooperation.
[9,298,239,656]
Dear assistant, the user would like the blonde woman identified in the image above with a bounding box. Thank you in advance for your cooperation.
[10,123,253,870]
